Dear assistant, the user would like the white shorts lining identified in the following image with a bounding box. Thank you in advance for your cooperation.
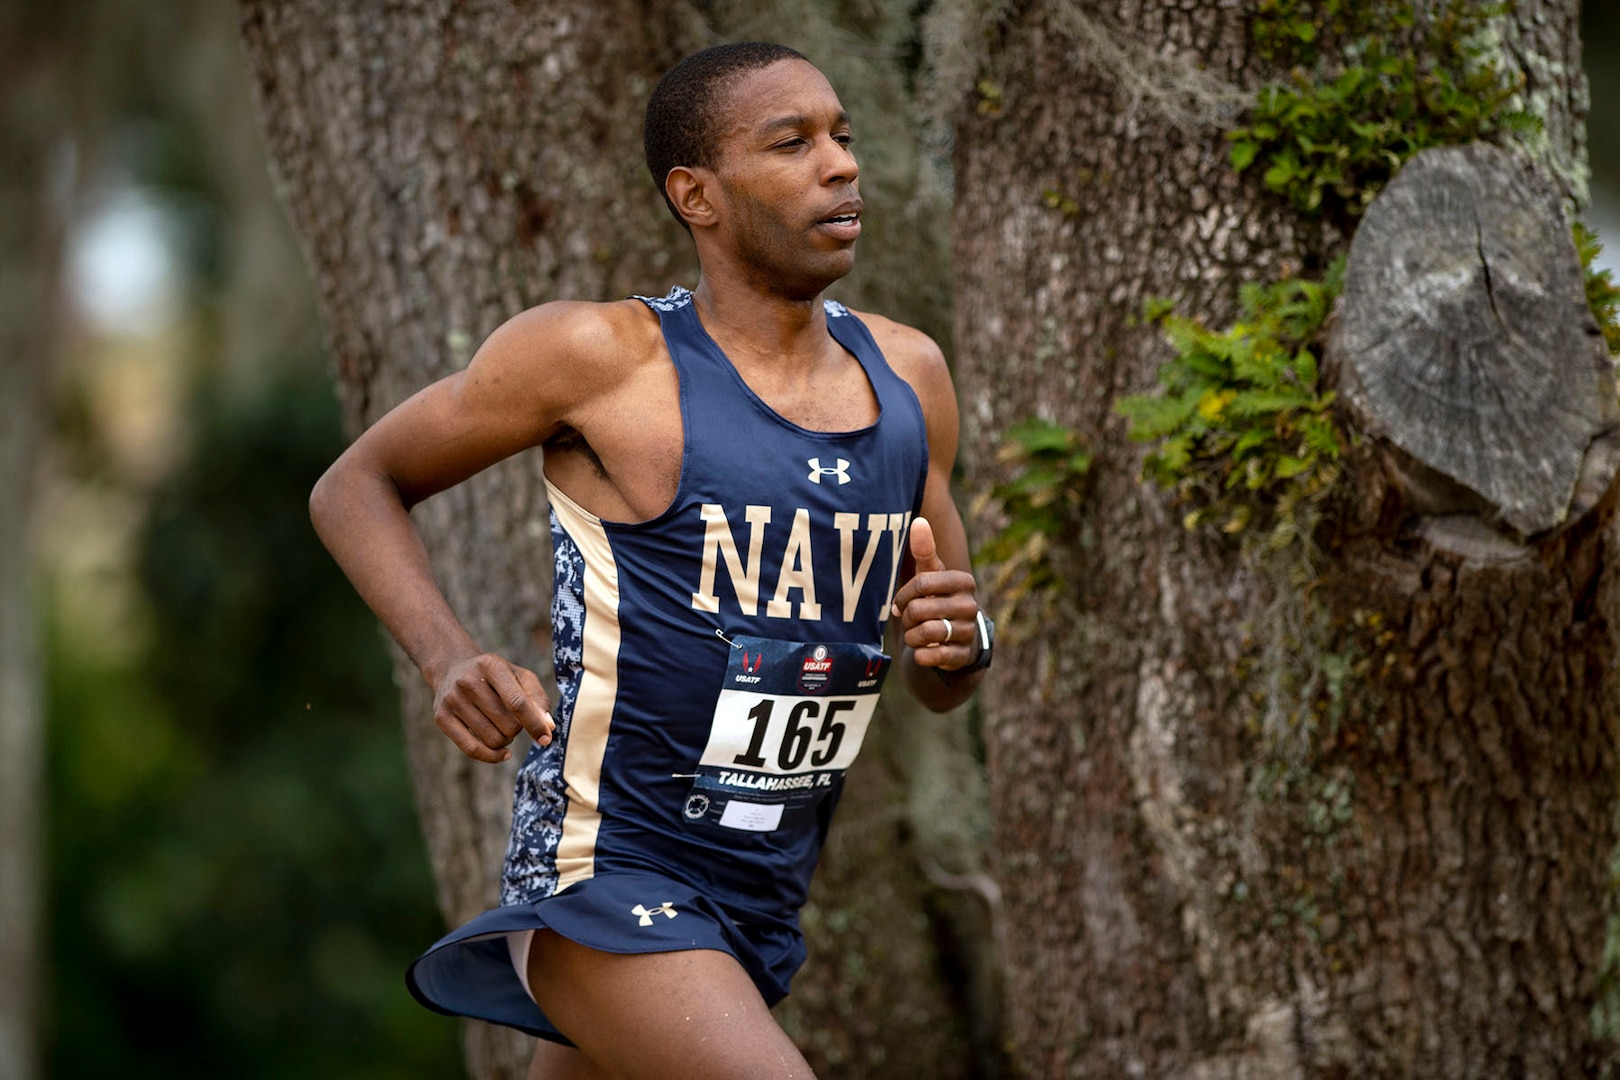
[507,929,537,1004]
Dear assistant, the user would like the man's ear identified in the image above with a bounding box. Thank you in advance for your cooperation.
[666,166,718,229]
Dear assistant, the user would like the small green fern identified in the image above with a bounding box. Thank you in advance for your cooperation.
[1230,0,1534,229]
[1575,222,1620,357]
[977,419,1092,631]
[1116,262,1345,549]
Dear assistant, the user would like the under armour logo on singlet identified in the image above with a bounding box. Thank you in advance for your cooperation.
[632,902,678,926]
[807,457,851,485]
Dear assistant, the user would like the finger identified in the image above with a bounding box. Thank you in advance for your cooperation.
[903,616,962,651]
[896,598,941,634]
[433,709,512,763]
[451,669,521,743]
[513,666,557,745]
[453,691,517,750]
[892,570,978,622]
[471,679,524,741]
[906,639,973,670]
[908,517,947,575]
[483,660,555,744]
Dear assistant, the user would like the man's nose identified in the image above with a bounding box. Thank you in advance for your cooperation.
[820,138,858,185]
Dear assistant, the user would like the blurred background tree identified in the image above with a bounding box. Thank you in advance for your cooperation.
[28,0,462,1076]
[6,1,1620,1078]
[1,3,81,1077]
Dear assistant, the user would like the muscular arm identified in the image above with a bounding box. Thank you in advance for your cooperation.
[310,302,636,760]
[860,314,986,713]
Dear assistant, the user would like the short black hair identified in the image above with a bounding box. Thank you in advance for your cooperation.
[644,42,809,228]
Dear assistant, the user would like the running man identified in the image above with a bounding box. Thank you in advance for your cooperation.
[310,41,993,1080]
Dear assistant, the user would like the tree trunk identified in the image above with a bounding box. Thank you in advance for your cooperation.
[950,1,1615,1076]
[239,2,983,1075]
[706,4,997,1072]
[0,5,81,1076]
[242,4,695,1073]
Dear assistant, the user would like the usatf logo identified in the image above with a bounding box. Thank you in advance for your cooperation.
[799,644,834,693]
[807,457,851,485]
[632,901,678,927]
[734,650,764,685]
[858,655,885,689]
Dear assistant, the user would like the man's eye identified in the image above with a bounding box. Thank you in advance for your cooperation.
[834,133,854,146]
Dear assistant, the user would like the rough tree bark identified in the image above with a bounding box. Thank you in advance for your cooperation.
[239,2,981,1076]
[950,1,1615,1076]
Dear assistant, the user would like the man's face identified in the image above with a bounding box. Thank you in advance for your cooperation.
[705,59,862,300]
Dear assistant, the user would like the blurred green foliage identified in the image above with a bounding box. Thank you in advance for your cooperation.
[976,419,1091,632]
[1576,222,1620,356]
[47,368,465,1079]
[40,3,466,1070]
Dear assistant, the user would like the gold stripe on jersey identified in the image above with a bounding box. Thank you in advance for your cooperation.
[547,479,622,891]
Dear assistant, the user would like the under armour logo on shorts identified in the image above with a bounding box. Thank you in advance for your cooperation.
[807,457,851,485]
[632,902,678,926]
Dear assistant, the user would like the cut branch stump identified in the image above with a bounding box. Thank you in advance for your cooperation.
[1330,142,1619,540]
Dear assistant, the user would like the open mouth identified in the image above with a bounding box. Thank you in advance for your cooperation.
[817,198,863,229]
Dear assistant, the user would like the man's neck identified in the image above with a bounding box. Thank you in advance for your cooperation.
[688,259,844,370]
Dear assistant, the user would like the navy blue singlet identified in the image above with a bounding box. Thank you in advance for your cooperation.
[406,287,929,1041]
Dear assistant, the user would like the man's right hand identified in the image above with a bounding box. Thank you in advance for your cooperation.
[431,653,556,763]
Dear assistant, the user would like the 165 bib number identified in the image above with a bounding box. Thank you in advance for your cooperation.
[681,636,889,833]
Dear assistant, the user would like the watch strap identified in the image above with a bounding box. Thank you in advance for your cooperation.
[960,609,995,673]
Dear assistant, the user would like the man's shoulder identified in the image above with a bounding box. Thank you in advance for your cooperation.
[844,308,958,441]
[491,297,663,368]
[845,308,948,388]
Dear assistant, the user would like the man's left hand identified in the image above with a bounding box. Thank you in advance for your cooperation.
[891,516,983,671]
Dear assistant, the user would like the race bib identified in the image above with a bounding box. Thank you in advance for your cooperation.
[680,634,890,833]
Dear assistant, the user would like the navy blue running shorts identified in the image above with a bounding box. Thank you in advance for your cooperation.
[405,870,805,1045]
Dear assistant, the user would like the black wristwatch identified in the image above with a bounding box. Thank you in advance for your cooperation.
[960,609,995,673]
